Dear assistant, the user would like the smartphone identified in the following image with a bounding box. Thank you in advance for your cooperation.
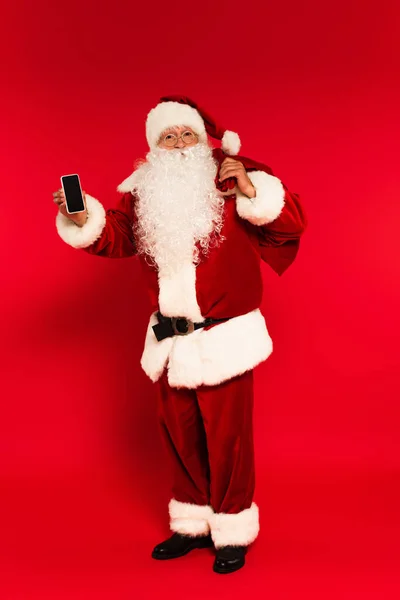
[60,174,86,214]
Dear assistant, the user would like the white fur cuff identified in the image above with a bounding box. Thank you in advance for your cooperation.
[236,170,285,226]
[209,502,260,548]
[169,498,214,537]
[55,194,107,249]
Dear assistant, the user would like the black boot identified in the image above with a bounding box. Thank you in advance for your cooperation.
[213,545,247,574]
[151,532,213,560]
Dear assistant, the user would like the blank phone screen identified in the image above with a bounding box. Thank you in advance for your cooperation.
[62,175,85,212]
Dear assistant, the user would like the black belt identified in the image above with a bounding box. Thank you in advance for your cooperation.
[152,311,231,342]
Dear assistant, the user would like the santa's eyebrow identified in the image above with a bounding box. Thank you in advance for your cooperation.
[159,129,175,138]
[162,125,193,135]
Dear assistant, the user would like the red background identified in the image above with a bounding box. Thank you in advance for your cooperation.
[2,0,400,597]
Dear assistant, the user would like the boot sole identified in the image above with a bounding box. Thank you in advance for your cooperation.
[213,559,245,574]
[152,538,213,560]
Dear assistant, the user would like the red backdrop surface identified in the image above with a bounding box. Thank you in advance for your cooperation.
[1,0,400,598]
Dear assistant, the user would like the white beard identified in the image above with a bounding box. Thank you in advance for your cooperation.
[130,143,225,275]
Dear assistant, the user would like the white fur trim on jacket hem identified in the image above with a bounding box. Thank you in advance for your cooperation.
[140,312,174,383]
[210,503,260,548]
[55,194,106,249]
[140,308,273,388]
[169,498,214,536]
[236,170,285,226]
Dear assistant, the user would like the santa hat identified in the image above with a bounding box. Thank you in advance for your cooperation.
[145,95,241,156]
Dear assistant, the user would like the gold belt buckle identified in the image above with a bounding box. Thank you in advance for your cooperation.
[171,317,195,336]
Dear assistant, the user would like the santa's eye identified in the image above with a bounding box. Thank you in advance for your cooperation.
[182,131,195,141]
[162,133,178,146]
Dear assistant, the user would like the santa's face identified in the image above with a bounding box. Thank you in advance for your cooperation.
[130,136,225,275]
[157,125,200,151]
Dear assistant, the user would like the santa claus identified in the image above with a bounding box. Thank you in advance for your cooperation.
[53,96,307,574]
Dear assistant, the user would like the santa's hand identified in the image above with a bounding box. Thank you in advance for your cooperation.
[53,188,88,227]
[219,157,256,198]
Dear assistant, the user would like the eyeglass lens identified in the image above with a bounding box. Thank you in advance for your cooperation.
[164,131,196,146]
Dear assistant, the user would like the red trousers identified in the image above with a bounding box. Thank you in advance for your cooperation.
[156,368,260,548]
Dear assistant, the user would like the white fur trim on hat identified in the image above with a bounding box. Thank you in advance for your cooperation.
[146,101,207,150]
[221,130,241,155]
[55,194,106,249]
[209,502,260,548]
[168,498,214,537]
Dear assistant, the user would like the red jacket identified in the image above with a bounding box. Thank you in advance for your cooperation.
[56,148,306,388]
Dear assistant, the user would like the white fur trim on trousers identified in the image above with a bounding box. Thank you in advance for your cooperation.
[169,499,214,537]
[169,499,260,546]
[210,503,260,548]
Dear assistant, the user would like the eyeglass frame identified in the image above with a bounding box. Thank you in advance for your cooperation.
[158,129,199,147]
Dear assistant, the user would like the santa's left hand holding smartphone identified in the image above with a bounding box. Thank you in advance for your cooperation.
[53,188,88,227]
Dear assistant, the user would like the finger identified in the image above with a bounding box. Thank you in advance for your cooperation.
[220,163,241,171]
[220,165,242,174]
[220,173,238,182]
[220,162,244,174]
[219,168,242,180]
[220,176,239,184]
[220,158,239,170]
[222,162,244,171]
[219,166,237,178]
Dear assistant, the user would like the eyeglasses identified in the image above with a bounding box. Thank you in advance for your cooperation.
[160,130,199,147]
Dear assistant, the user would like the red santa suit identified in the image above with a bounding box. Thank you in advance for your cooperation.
[55,97,306,549]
